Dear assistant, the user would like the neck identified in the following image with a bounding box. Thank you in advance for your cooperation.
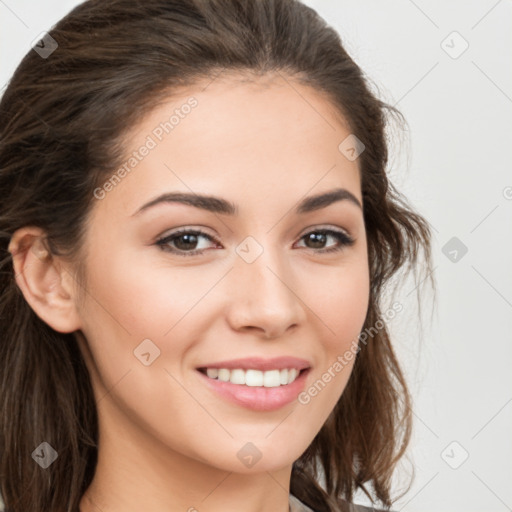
[79,396,292,512]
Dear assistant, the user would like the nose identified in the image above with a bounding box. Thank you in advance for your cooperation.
[226,244,306,340]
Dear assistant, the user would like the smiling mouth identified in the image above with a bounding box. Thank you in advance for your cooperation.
[197,367,308,388]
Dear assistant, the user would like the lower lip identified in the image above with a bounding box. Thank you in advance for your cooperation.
[196,369,310,412]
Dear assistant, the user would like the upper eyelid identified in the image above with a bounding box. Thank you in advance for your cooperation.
[158,224,351,239]
[298,224,352,238]
[156,225,353,247]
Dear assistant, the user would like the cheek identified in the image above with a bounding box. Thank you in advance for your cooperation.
[75,254,209,451]
[302,256,370,346]
[297,258,369,410]
[81,247,210,339]
[76,249,229,403]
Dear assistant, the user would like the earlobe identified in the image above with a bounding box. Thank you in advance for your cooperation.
[8,227,82,333]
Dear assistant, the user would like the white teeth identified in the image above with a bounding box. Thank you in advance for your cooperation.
[230,369,246,385]
[203,367,303,387]
[263,369,281,387]
[287,368,298,384]
[218,368,230,382]
[206,368,219,379]
[245,369,263,386]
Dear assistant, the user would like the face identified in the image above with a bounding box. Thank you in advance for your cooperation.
[73,73,370,474]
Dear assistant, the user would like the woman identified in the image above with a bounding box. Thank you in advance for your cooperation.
[0,0,435,511]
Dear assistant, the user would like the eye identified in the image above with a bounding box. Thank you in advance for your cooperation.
[155,227,355,256]
[295,228,355,253]
[155,229,219,257]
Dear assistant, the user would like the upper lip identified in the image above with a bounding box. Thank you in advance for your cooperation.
[197,356,311,371]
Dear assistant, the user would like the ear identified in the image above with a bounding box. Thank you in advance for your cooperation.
[8,227,82,333]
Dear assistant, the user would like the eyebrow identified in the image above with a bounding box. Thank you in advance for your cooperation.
[132,187,362,217]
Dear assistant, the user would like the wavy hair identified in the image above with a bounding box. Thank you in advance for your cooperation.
[0,1,435,511]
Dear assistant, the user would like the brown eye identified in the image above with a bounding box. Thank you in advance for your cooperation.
[155,227,354,257]
[297,229,354,253]
[156,229,218,256]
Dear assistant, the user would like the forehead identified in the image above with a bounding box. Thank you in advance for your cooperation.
[97,72,362,217]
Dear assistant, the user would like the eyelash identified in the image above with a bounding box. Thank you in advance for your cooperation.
[155,227,355,257]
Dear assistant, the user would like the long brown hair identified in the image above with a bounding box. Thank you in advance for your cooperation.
[0,1,435,511]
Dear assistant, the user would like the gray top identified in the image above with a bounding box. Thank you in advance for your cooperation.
[289,494,316,511]
[289,493,390,512]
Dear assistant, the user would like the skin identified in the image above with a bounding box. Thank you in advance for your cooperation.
[9,72,370,512]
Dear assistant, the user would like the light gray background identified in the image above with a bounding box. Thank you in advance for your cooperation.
[1,1,511,511]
